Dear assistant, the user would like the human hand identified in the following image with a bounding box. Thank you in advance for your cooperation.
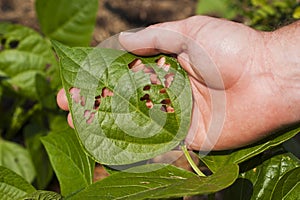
[57,16,300,151]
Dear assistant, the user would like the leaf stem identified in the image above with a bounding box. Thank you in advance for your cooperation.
[181,144,206,177]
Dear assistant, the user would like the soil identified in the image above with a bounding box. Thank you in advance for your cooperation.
[0,0,197,45]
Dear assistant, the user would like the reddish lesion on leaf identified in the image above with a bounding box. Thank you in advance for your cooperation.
[129,56,176,113]
[69,86,114,125]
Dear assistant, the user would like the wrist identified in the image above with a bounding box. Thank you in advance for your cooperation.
[262,21,300,124]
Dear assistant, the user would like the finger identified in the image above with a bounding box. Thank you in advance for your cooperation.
[67,112,74,129]
[119,21,187,56]
[56,88,69,111]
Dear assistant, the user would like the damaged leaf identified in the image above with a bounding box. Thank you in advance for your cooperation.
[53,41,192,165]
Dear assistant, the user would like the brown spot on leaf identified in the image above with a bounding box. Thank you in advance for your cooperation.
[159,88,166,94]
[143,85,151,91]
[161,99,171,105]
[93,98,101,110]
[140,94,150,101]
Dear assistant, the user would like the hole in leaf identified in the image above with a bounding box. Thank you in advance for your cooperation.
[143,67,155,74]
[160,105,175,113]
[9,40,19,49]
[164,73,175,88]
[146,100,153,109]
[143,85,151,91]
[166,106,175,113]
[156,56,170,71]
[162,63,170,72]
[128,58,142,69]
[101,87,114,97]
[83,110,95,124]
[150,74,161,85]
[69,87,82,104]
[84,110,91,118]
[86,112,95,124]
[155,56,166,67]
[160,105,167,112]
[80,96,86,106]
[94,95,101,110]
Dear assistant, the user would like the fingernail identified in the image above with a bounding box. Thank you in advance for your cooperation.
[119,31,134,38]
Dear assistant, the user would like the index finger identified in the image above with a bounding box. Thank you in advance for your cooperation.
[118,21,187,56]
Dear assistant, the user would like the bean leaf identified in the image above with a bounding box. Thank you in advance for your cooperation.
[224,152,300,199]
[20,190,62,200]
[0,23,59,99]
[271,166,300,200]
[0,138,36,183]
[67,163,239,199]
[0,166,36,200]
[36,0,98,46]
[53,41,193,165]
[41,128,94,197]
[199,126,300,172]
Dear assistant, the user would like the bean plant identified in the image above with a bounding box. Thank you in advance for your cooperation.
[0,0,299,199]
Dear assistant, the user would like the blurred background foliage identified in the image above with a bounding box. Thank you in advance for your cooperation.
[196,0,300,31]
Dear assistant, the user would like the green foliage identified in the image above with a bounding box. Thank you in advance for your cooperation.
[0,138,36,183]
[0,0,299,199]
[53,41,192,165]
[20,190,62,200]
[0,23,58,99]
[196,0,300,30]
[0,166,36,200]
[200,126,300,172]
[224,152,300,199]
[67,164,238,200]
[41,128,94,197]
[271,166,300,199]
[35,0,98,46]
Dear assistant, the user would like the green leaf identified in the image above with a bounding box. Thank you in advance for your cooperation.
[24,124,53,190]
[35,0,98,46]
[0,139,36,183]
[271,167,300,200]
[53,41,193,165]
[293,6,300,19]
[224,152,300,199]
[196,0,238,19]
[67,163,238,199]
[41,128,94,198]
[0,166,36,200]
[0,23,58,99]
[200,126,300,172]
[20,190,62,200]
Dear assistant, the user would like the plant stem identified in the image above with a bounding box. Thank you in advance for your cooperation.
[180,144,206,177]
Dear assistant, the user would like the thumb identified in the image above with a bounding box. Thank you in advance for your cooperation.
[119,22,187,56]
